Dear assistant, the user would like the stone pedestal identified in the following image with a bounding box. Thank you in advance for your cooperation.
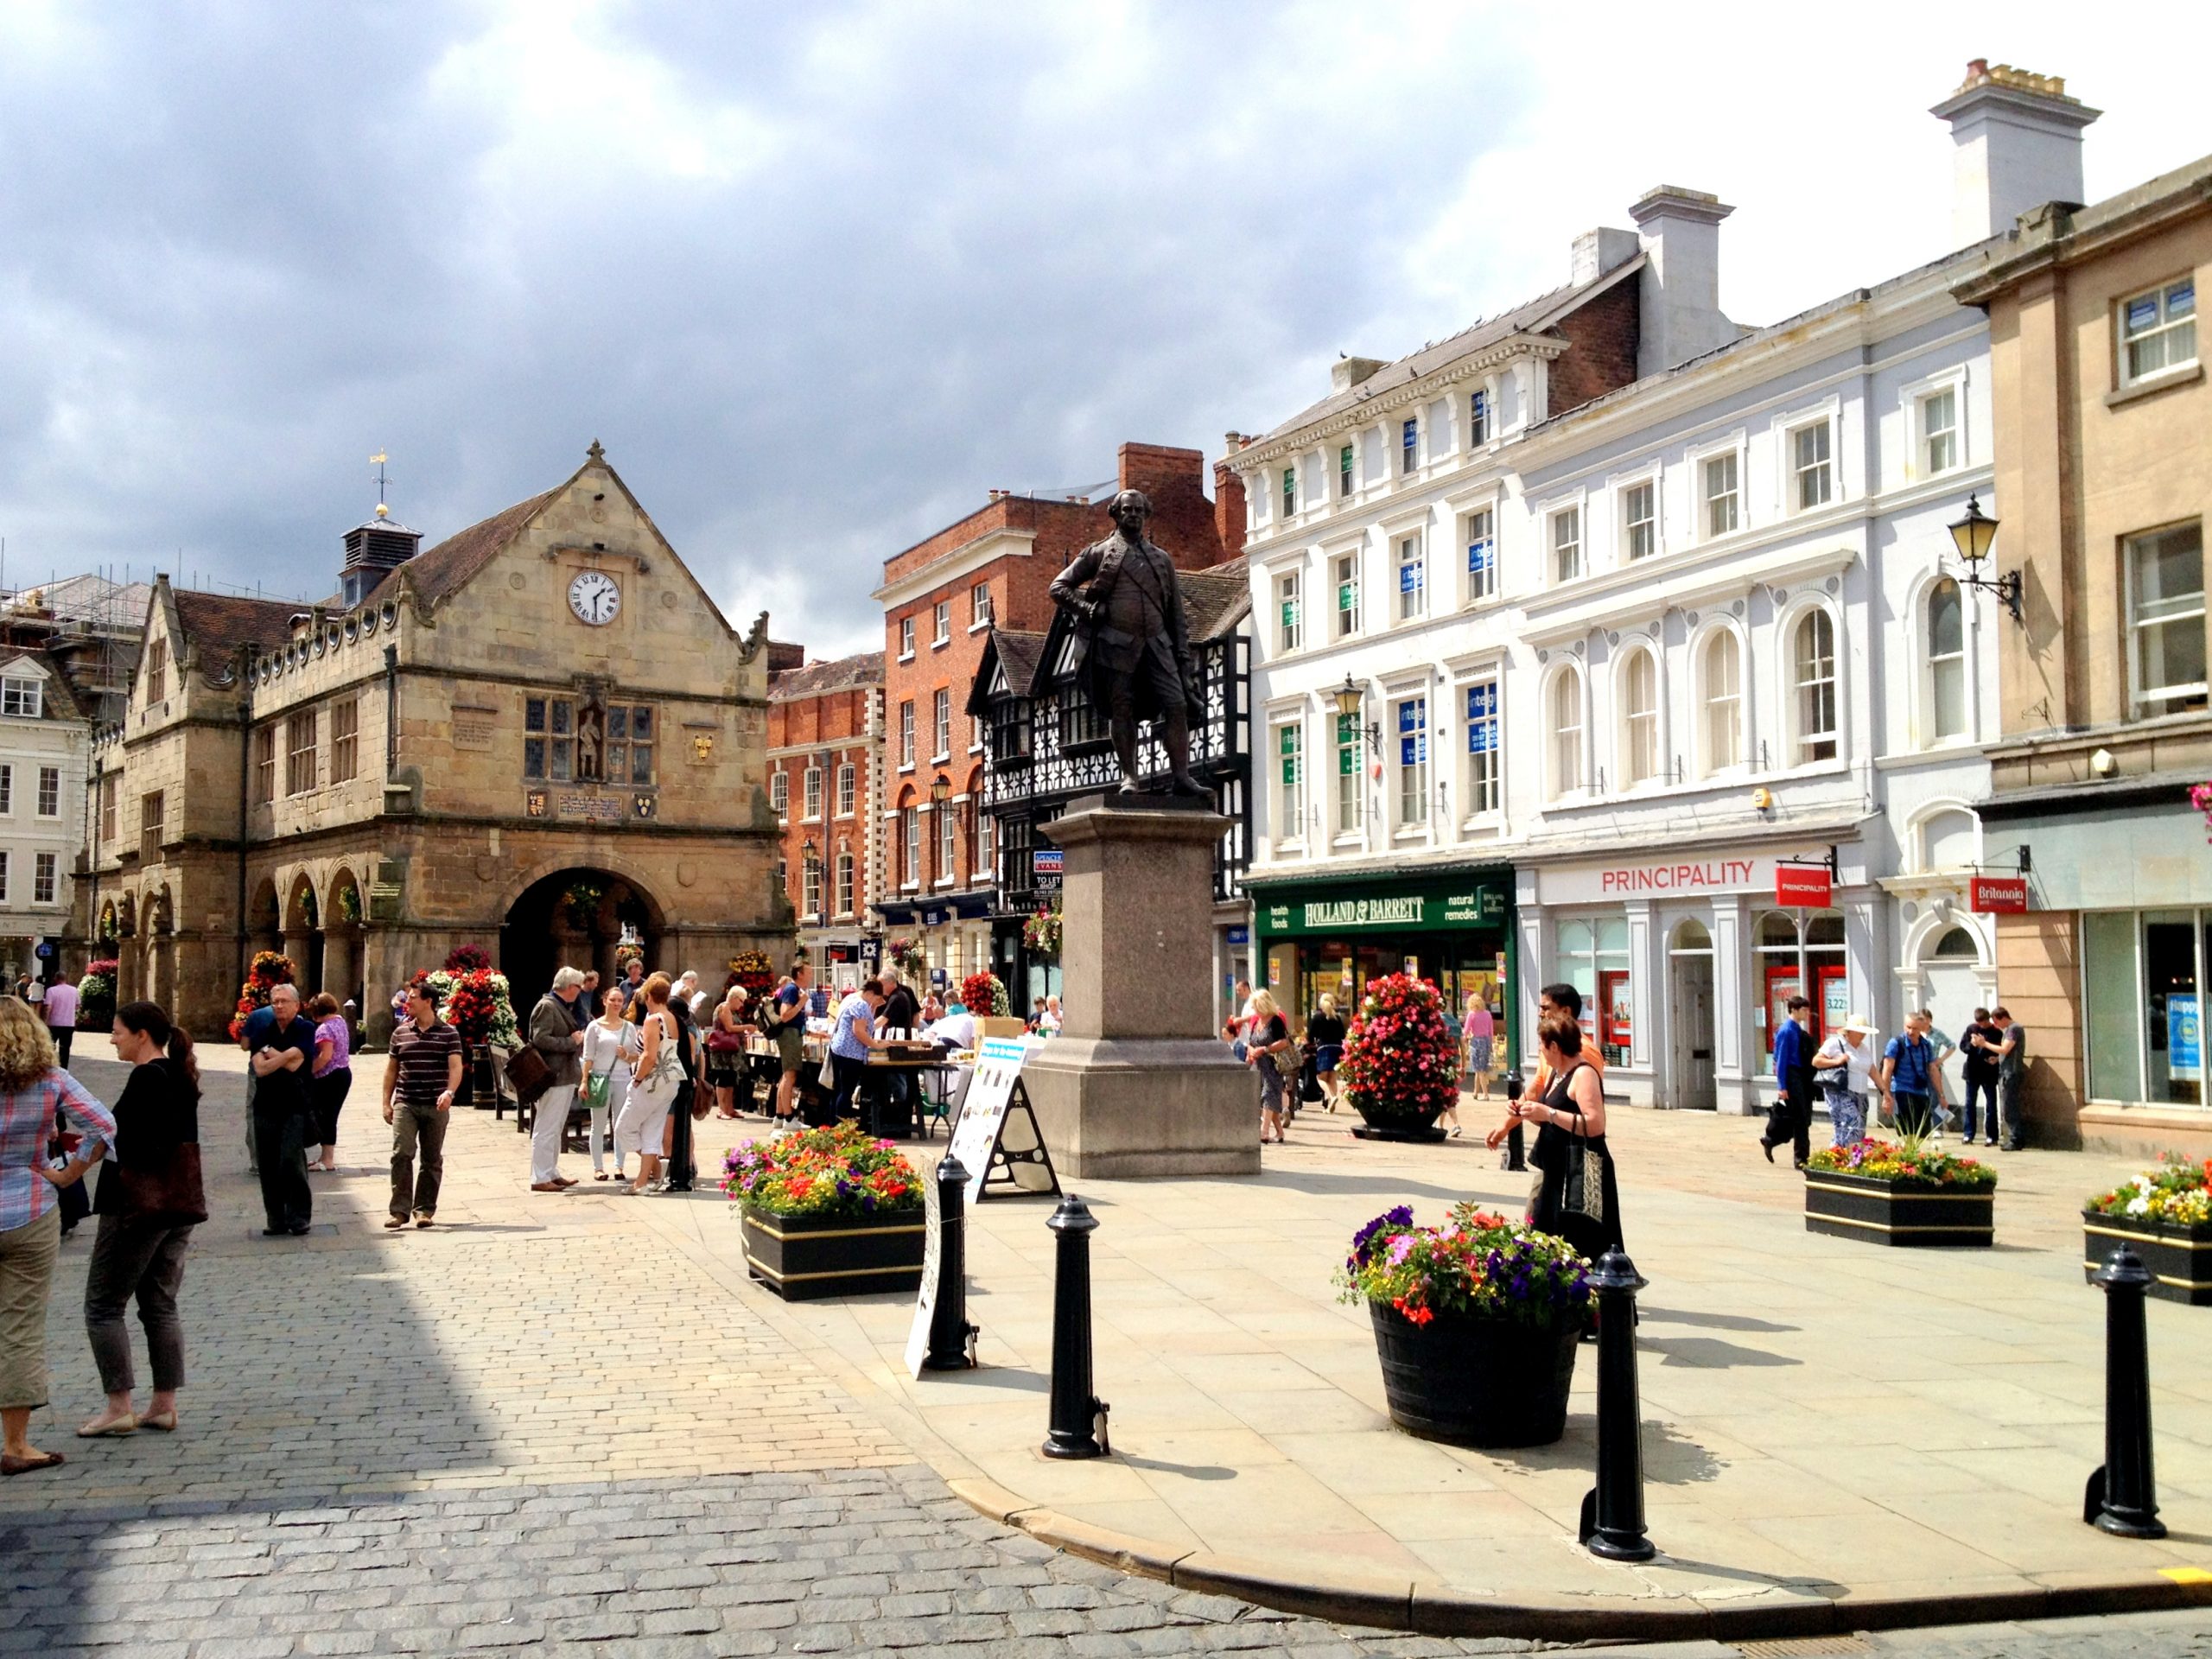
[1020,796,1258,1179]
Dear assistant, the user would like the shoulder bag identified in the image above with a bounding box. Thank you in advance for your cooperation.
[505,1042,553,1107]
[118,1142,210,1228]
[633,1014,681,1103]
[1556,1066,1606,1229]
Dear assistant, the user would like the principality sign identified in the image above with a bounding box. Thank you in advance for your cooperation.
[1775,863,1834,908]
[1536,850,1831,907]
[1970,874,2030,914]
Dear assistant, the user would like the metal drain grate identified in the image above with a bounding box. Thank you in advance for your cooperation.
[1735,1639,1871,1658]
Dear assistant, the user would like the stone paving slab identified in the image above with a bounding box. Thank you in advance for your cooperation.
[699,1096,2212,1634]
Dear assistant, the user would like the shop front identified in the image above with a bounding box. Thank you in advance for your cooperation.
[1986,785,2212,1151]
[1517,842,1877,1114]
[1249,866,1515,1042]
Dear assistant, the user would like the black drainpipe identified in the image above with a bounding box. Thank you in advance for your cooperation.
[236,673,252,987]
[384,645,399,779]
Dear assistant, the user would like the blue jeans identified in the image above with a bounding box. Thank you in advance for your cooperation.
[1961,1072,1998,1142]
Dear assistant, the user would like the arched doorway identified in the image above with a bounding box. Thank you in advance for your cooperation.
[246,879,281,958]
[324,868,366,1012]
[499,868,663,1014]
[283,874,325,994]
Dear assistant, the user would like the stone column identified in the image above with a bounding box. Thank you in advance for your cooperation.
[1020,798,1257,1179]
[1712,896,1750,1112]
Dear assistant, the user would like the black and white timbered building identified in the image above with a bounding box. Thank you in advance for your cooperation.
[967,558,1252,1017]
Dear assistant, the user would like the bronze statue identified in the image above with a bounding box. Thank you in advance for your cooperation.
[1048,490,1207,796]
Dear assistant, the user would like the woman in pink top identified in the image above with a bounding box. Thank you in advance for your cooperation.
[1461,1001,1497,1101]
[307,993,353,1173]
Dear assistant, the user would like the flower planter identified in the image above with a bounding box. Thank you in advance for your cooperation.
[1350,1102,1448,1143]
[1366,1301,1581,1447]
[2082,1211,2212,1305]
[1804,1170,1993,1247]
[740,1205,925,1302]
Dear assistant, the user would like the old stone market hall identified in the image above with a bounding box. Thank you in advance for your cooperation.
[86,444,792,1042]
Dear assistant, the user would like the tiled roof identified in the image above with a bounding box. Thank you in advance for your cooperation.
[991,630,1048,697]
[170,589,302,655]
[359,489,558,610]
[770,650,885,701]
[1181,556,1250,643]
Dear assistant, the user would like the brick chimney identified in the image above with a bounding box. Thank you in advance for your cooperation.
[1628,186,1738,377]
[1213,446,1248,560]
[1931,60,2099,245]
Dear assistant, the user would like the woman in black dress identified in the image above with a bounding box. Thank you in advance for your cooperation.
[1513,1010,1624,1262]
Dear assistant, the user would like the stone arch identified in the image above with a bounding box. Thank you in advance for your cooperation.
[145,886,177,1011]
[321,865,368,1012]
[498,864,669,1014]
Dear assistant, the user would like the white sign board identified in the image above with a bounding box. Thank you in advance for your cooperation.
[948,1036,1033,1209]
[1535,849,1829,907]
[903,1164,944,1378]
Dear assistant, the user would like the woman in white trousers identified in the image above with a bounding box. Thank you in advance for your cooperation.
[581,984,641,1182]
[613,974,678,1193]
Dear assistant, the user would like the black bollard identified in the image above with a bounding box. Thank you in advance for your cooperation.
[923,1153,978,1371]
[2085,1243,2165,1537]
[1502,1068,1527,1172]
[1579,1249,1656,1562]
[1042,1194,1108,1459]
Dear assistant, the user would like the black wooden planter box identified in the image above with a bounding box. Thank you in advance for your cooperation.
[2083,1211,2212,1305]
[1804,1171,1994,1247]
[741,1205,925,1301]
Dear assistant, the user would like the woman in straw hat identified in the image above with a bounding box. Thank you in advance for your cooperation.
[1812,1015,1878,1147]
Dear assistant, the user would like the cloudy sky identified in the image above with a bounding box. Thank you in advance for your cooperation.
[1,3,2202,658]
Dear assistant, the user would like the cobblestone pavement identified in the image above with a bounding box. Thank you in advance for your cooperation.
[8,1046,2209,1656]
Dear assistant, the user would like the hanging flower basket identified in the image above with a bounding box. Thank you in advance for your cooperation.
[727,951,774,997]
[959,971,1010,1017]
[227,951,296,1040]
[887,937,927,978]
[334,885,362,925]
[2193,782,2212,843]
[1339,974,1459,1142]
[1021,904,1063,958]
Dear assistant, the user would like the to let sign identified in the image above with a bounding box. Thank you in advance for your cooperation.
[1775,864,1833,908]
[1971,875,2030,913]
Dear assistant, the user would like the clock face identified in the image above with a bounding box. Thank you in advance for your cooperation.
[569,570,620,626]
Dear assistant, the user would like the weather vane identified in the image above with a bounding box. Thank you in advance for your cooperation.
[371,450,391,518]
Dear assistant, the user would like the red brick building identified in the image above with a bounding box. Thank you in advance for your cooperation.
[871,442,1245,995]
[766,646,884,990]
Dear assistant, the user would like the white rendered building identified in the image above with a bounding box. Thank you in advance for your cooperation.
[0,651,92,984]
[1232,65,2099,1114]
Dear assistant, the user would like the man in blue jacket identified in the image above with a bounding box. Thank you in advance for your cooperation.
[1762,995,1815,1168]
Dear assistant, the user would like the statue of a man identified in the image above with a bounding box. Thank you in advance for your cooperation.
[1048,490,1207,796]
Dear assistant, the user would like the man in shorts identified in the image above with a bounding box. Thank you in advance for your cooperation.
[772,961,812,1123]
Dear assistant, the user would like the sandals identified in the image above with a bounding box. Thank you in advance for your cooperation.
[77,1414,137,1438]
[139,1411,178,1433]
[1,1450,64,1475]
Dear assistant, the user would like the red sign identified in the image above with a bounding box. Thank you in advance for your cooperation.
[1971,875,2030,914]
[1775,864,1833,908]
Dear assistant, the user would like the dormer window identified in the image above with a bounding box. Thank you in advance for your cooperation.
[143,639,167,703]
[1,678,41,719]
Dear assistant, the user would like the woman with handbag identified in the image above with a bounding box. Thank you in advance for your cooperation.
[614,975,679,1194]
[1514,1010,1624,1263]
[1,997,117,1475]
[76,1001,206,1440]
[707,985,751,1119]
[581,984,642,1183]
[307,993,352,1173]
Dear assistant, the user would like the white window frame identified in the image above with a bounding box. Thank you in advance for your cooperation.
[1784,414,1834,513]
[1,677,42,719]
[1332,709,1364,841]
[1923,576,1969,746]
[1395,532,1427,622]
[937,798,958,885]
[901,808,921,891]
[1272,715,1306,848]
[2118,276,2198,387]
[1547,664,1586,803]
[2126,520,2208,714]
[974,810,994,880]
[0,850,10,902]
[969,582,993,630]
[1617,645,1662,790]
[1332,550,1363,639]
[1620,477,1658,563]
[802,765,823,821]
[33,851,54,906]
[0,766,11,815]
[1548,504,1583,584]
[1463,505,1499,604]
[836,762,856,817]
[1699,446,1741,540]
[898,616,916,660]
[1695,625,1745,778]
[1281,465,1298,520]
[801,850,823,918]
[836,848,855,916]
[770,769,789,814]
[35,765,60,818]
[1468,384,1492,447]
[1401,416,1419,476]
[1902,367,1967,484]
[1787,605,1841,766]
[932,689,951,761]
[931,600,951,648]
[899,700,916,770]
[1276,569,1303,655]
[1392,691,1429,832]
[1338,443,1354,500]
[1460,673,1502,820]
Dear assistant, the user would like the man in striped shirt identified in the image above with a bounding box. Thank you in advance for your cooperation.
[380,981,463,1230]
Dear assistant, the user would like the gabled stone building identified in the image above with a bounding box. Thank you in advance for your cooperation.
[86,444,791,1041]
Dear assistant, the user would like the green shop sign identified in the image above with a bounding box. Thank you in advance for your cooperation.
[1256,874,1507,938]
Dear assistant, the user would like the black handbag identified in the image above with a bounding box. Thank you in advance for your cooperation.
[116,1143,210,1227]
[505,1044,553,1107]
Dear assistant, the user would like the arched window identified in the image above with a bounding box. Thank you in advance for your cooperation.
[1927,579,1966,741]
[836,846,855,915]
[1700,631,1742,774]
[1620,650,1660,787]
[1793,610,1838,763]
[1931,925,1978,958]
[1548,669,1584,800]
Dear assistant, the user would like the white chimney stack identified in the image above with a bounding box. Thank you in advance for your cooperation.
[1629,187,1737,377]
[1931,60,2099,246]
